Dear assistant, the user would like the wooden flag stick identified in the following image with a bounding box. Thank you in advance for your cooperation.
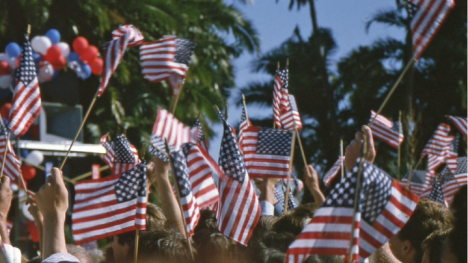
[283,130,297,213]
[60,88,101,170]
[171,81,184,115]
[397,111,402,181]
[340,140,345,179]
[134,229,140,263]
[370,59,416,126]
[242,94,249,118]
[164,139,194,260]
[0,131,10,179]
[70,165,110,184]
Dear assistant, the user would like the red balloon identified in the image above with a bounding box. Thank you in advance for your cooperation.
[21,164,36,180]
[44,45,62,62]
[89,58,103,75]
[80,46,99,63]
[0,61,12,75]
[0,103,11,118]
[51,56,66,70]
[73,37,89,55]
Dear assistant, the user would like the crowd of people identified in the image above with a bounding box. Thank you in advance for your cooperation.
[0,126,465,263]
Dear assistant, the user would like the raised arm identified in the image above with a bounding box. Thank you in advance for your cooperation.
[303,165,325,207]
[0,176,12,245]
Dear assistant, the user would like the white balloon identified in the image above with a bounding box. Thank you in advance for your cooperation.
[8,57,16,70]
[31,36,52,55]
[0,53,9,62]
[22,202,35,221]
[25,150,44,166]
[57,42,70,57]
[38,63,54,83]
[0,75,12,89]
[10,183,18,192]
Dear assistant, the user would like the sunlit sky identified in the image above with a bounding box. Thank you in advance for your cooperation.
[210,0,406,161]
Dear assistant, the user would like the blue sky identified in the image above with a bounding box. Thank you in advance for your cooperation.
[209,0,406,162]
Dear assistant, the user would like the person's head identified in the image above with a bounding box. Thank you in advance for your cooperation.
[66,245,93,263]
[111,203,167,263]
[441,185,467,263]
[272,203,317,236]
[193,229,230,263]
[389,199,452,263]
[194,210,218,233]
[138,230,195,263]
[421,229,450,263]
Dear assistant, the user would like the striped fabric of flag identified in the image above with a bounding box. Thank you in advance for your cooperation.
[217,111,260,245]
[323,157,345,188]
[72,162,147,244]
[286,159,419,263]
[140,36,196,83]
[440,157,467,203]
[99,25,144,96]
[421,123,452,170]
[182,143,220,209]
[369,111,403,149]
[272,68,289,129]
[241,126,293,178]
[446,115,467,137]
[100,133,139,175]
[9,35,41,138]
[444,135,458,174]
[171,150,200,236]
[282,95,303,131]
[152,109,198,150]
[405,0,455,59]
[238,104,252,154]
[400,170,431,196]
[0,124,20,184]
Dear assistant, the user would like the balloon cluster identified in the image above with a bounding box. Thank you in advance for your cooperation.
[0,29,103,91]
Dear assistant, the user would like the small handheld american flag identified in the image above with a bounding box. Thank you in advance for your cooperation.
[0,123,20,184]
[369,111,403,149]
[272,67,289,128]
[445,115,467,137]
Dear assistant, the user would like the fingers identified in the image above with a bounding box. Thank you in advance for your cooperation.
[362,125,376,163]
[0,176,10,190]
[51,168,64,187]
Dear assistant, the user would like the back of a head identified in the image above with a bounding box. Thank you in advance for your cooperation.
[194,210,218,233]
[66,244,92,263]
[421,229,450,263]
[193,228,230,263]
[397,199,452,263]
[272,203,317,236]
[138,230,195,262]
[447,185,467,263]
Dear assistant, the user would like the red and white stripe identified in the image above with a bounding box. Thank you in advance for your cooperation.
[323,157,345,187]
[272,74,283,128]
[152,109,197,150]
[286,180,418,263]
[443,173,467,204]
[238,107,252,154]
[99,25,144,96]
[99,133,139,175]
[241,126,291,178]
[0,133,21,184]
[281,95,303,131]
[72,174,147,244]
[140,36,189,82]
[100,133,114,170]
[369,111,403,149]
[185,144,220,209]
[421,123,452,157]
[409,0,455,59]
[446,115,467,137]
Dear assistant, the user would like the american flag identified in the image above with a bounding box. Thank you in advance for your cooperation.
[404,0,455,59]
[286,159,419,263]
[282,95,303,131]
[99,25,144,96]
[241,126,293,178]
[427,181,448,206]
[140,36,196,83]
[148,135,174,163]
[217,111,260,245]
[0,123,20,183]
[72,162,147,244]
[100,133,140,175]
[152,109,198,150]
[193,118,208,150]
[440,157,467,203]
[182,143,220,209]
[275,182,298,211]
[446,115,467,137]
[369,111,403,149]
[444,135,458,174]
[323,157,345,188]
[272,67,289,128]
[238,104,251,154]
[171,150,200,237]
[421,123,452,170]
[8,35,41,138]
[400,170,430,196]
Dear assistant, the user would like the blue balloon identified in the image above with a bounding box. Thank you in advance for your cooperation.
[79,63,92,79]
[52,69,60,79]
[33,52,42,63]
[5,42,21,58]
[67,51,80,63]
[46,29,61,45]
[20,149,29,158]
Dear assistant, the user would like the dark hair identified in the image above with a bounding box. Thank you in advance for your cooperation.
[272,203,317,236]
[398,199,452,263]
[194,210,218,233]
[138,230,196,262]
[192,229,230,263]
[447,185,467,263]
[421,229,450,263]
